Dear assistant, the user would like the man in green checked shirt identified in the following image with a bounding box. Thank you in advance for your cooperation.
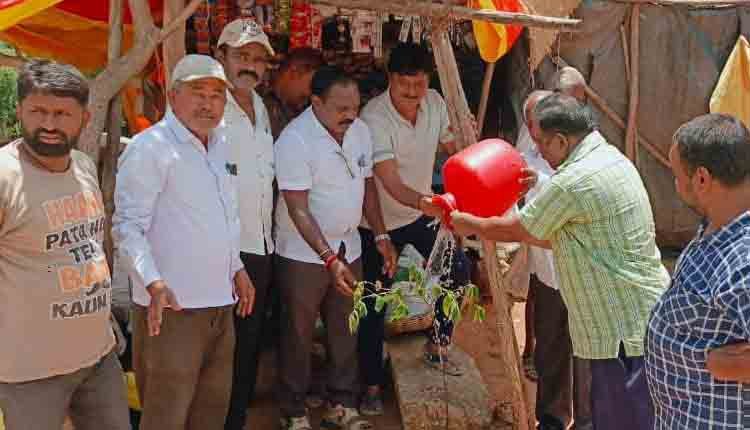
[452,93,670,430]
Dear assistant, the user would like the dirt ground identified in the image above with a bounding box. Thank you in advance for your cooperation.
[60,302,530,430]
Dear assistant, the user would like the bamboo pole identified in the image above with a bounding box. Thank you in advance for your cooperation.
[476,62,496,137]
[431,21,532,430]
[620,24,630,85]
[314,0,581,30]
[101,0,125,271]
[625,5,640,163]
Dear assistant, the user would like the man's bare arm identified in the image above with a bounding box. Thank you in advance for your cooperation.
[282,190,333,256]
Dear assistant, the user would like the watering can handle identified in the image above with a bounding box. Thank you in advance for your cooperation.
[431,193,457,229]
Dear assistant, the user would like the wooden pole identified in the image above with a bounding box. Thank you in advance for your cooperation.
[625,5,640,163]
[620,24,630,85]
[163,0,186,84]
[314,0,581,30]
[476,61,496,137]
[431,21,532,430]
[101,0,125,271]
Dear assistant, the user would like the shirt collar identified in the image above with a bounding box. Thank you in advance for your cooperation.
[165,109,219,153]
[694,211,750,247]
[557,130,605,170]
[306,106,352,150]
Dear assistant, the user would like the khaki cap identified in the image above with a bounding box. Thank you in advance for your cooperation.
[170,54,233,89]
[217,19,275,56]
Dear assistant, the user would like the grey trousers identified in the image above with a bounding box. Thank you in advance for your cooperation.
[132,304,235,430]
[276,256,362,418]
[0,350,130,430]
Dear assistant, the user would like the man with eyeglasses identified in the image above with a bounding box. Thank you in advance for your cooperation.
[214,19,277,430]
[274,66,397,430]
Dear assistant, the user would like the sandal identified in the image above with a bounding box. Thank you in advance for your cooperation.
[359,391,384,416]
[522,355,538,382]
[321,404,374,430]
[280,416,312,430]
[424,351,464,376]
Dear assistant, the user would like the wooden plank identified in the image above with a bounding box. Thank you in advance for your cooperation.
[387,335,494,429]
[625,5,640,163]
[314,0,581,30]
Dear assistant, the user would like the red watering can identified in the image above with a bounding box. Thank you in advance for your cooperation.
[432,138,527,229]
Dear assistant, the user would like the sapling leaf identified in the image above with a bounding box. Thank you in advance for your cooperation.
[356,300,368,318]
[374,295,386,313]
[348,312,359,334]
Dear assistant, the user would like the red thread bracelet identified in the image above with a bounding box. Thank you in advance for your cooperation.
[324,254,338,269]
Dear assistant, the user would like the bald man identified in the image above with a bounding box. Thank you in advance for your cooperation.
[515,90,575,430]
[551,66,586,102]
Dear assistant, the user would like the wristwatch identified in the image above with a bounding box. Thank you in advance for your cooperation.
[374,233,391,243]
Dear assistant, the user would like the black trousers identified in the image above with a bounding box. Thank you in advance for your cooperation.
[357,216,470,387]
[224,252,274,430]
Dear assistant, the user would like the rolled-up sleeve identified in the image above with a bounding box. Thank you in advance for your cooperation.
[112,139,169,288]
[361,110,395,164]
[275,131,312,191]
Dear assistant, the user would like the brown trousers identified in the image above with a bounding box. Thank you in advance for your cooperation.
[0,350,129,430]
[132,304,235,430]
[276,256,361,418]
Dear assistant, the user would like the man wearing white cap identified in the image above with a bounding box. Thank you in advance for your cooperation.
[113,54,255,430]
[214,19,277,430]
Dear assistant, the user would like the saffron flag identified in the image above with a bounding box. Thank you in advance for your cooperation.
[469,0,524,63]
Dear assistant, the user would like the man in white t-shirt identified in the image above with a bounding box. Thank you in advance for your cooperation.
[357,42,472,415]
[214,19,277,430]
[274,66,396,430]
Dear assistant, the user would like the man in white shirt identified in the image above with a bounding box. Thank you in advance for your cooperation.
[356,42,471,415]
[274,66,397,430]
[113,55,254,430]
[214,19,277,430]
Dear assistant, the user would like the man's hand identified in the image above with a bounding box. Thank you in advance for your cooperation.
[450,210,484,238]
[519,167,538,197]
[328,259,358,296]
[706,342,750,382]
[418,195,444,219]
[376,238,398,278]
[233,269,256,317]
[146,280,182,337]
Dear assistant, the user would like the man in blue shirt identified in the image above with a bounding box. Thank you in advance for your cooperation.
[646,113,750,429]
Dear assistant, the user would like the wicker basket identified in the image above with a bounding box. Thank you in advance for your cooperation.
[385,312,435,338]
